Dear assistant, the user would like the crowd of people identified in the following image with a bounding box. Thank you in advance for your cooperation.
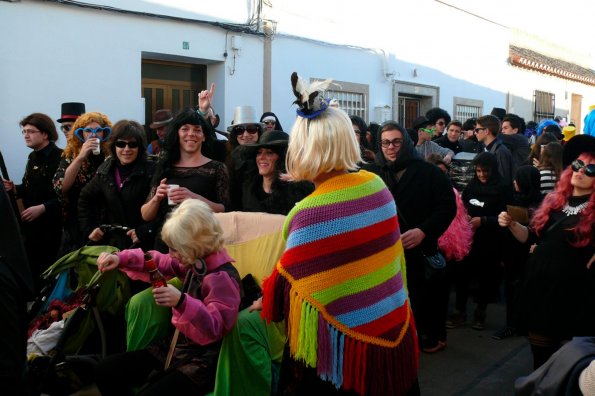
[2,75,595,395]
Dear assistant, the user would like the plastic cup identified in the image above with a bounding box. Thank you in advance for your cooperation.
[167,184,179,206]
[92,138,101,155]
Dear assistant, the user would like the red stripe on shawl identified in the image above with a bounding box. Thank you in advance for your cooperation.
[283,228,399,280]
[352,302,409,338]
[325,274,403,316]
[281,216,397,270]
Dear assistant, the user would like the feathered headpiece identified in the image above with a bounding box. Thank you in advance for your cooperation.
[291,72,332,119]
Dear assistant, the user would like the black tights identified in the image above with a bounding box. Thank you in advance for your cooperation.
[95,349,201,396]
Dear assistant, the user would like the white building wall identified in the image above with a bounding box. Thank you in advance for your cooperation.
[1,0,593,181]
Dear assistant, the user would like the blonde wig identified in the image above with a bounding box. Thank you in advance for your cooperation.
[161,199,224,265]
[62,111,113,159]
[285,106,361,181]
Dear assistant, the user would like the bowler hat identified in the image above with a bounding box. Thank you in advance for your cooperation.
[57,102,86,123]
[227,106,265,133]
[150,109,173,129]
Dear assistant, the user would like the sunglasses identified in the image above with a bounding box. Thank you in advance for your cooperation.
[436,121,445,126]
[380,138,404,148]
[571,159,595,177]
[115,140,140,149]
[420,127,435,135]
[263,120,276,125]
[60,124,72,132]
[474,127,487,134]
[232,125,260,135]
[74,126,112,142]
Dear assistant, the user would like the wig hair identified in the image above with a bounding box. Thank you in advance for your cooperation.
[108,120,147,163]
[462,118,477,131]
[20,113,58,142]
[476,115,501,137]
[161,199,224,265]
[529,132,558,163]
[155,108,216,180]
[531,151,595,247]
[63,111,112,160]
[425,107,451,125]
[502,114,526,134]
[538,142,564,178]
[286,106,361,181]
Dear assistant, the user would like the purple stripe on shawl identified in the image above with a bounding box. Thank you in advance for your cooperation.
[284,229,399,280]
[325,274,404,316]
[288,188,394,234]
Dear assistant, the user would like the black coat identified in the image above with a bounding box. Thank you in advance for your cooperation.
[241,175,314,215]
[78,157,155,250]
[364,132,456,256]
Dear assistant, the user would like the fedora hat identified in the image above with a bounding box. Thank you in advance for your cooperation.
[57,102,85,123]
[412,116,431,131]
[227,106,265,133]
[150,109,173,129]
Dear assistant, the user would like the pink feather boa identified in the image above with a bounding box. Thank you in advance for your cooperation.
[438,188,474,261]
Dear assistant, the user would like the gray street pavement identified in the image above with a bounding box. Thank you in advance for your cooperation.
[418,301,533,396]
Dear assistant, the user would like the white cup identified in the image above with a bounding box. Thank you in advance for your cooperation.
[167,184,179,206]
[92,137,101,155]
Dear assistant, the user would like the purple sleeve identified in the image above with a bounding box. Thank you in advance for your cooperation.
[116,248,186,282]
[171,270,241,345]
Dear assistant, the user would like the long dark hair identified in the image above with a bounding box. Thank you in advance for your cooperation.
[155,108,215,181]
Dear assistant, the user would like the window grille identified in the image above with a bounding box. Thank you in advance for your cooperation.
[534,90,555,123]
[455,104,481,123]
[325,90,367,120]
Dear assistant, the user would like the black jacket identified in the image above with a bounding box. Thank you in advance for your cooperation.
[434,135,463,154]
[78,157,155,250]
[241,175,314,215]
[364,131,456,255]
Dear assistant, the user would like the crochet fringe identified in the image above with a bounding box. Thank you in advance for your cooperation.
[286,293,419,396]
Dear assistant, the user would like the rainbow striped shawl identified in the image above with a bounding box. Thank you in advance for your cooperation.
[262,170,418,395]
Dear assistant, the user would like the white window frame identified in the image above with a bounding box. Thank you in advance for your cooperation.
[313,78,369,122]
[453,97,483,123]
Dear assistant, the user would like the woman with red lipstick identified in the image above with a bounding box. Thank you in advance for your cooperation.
[499,151,595,369]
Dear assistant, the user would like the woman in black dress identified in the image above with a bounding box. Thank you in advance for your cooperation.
[499,152,595,368]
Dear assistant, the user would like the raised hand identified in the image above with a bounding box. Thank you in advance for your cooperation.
[198,83,215,113]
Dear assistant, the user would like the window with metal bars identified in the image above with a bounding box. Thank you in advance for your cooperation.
[455,104,481,123]
[534,90,555,123]
[313,79,369,121]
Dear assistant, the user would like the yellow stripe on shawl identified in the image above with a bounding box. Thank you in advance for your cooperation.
[293,241,403,303]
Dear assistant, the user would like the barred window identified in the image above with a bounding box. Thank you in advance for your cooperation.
[534,90,555,123]
[453,97,483,124]
[314,79,369,121]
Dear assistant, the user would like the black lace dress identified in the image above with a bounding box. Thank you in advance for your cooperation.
[516,194,595,337]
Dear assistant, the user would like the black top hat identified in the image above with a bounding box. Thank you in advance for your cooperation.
[150,109,173,129]
[57,102,86,123]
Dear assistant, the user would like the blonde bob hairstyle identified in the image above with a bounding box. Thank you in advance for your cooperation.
[161,199,224,265]
[285,106,361,181]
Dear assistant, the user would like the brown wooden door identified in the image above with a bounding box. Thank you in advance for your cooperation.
[398,97,421,129]
[142,81,198,126]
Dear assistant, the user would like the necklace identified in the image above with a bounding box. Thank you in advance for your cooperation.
[561,201,589,216]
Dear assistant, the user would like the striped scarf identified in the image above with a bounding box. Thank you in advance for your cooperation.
[262,170,418,395]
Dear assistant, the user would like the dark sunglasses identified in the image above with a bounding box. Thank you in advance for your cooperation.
[263,120,276,125]
[115,140,140,149]
[571,159,595,177]
[232,125,260,135]
[60,124,72,132]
